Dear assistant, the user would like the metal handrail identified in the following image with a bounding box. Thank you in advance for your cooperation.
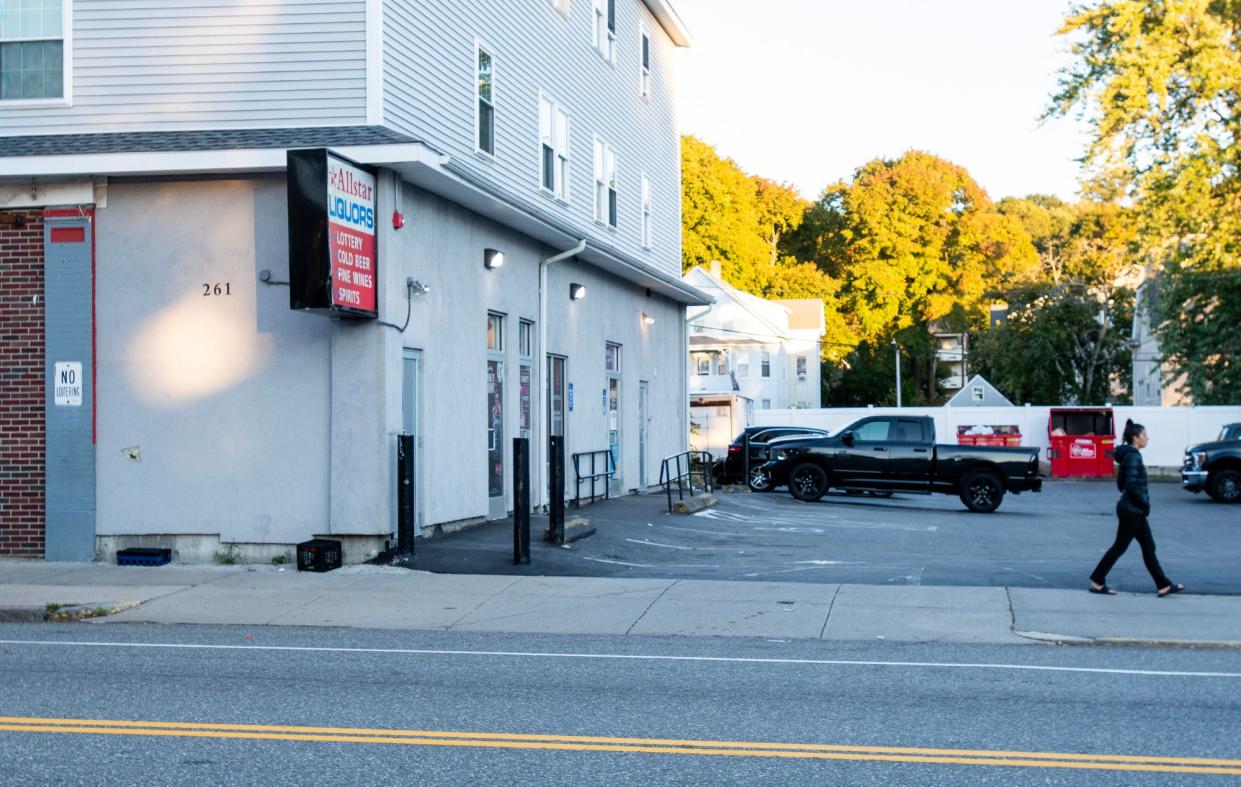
[572,449,615,508]
[659,450,714,511]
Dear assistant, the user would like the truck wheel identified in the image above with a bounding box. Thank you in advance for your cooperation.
[789,463,828,502]
[960,472,1004,513]
[1207,469,1241,503]
[748,466,775,492]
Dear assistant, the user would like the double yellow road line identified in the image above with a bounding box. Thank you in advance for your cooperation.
[2,716,1239,775]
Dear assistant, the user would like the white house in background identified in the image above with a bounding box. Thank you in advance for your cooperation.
[684,263,824,414]
[1132,279,1191,406]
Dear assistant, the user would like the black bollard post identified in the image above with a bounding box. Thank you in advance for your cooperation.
[513,437,530,564]
[394,433,416,566]
[548,436,565,545]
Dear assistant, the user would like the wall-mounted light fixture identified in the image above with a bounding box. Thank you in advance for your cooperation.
[484,248,504,270]
[569,283,587,301]
[641,312,655,326]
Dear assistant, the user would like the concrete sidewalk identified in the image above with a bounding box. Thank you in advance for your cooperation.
[0,560,1237,647]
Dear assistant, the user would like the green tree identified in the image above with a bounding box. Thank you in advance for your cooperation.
[1049,0,1241,401]
[971,283,1134,405]
[799,152,1039,345]
[681,135,855,361]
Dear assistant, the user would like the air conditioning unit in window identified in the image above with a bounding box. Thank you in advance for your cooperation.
[796,372,806,381]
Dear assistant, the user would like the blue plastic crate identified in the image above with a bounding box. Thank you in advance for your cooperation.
[116,548,171,567]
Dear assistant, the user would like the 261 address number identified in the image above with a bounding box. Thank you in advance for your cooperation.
[202,282,231,296]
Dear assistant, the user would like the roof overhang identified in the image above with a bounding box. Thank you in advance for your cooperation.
[644,0,693,47]
[0,140,710,306]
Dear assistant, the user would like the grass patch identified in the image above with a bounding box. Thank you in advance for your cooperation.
[213,546,239,565]
[44,602,66,614]
[271,554,288,565]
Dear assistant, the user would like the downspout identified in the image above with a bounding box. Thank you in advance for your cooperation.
[538,238,587,510]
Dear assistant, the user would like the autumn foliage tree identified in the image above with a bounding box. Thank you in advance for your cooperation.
[1049,0,1241,402]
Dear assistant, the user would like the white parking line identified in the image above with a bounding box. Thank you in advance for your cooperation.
[0,639,1238,679]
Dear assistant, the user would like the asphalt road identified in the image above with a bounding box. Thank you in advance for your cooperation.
[1,623,1239,785]
[416,480,1241,594]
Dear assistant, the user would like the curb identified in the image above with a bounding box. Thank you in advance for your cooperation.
[0,607,46,623]
[1015,629,1241,650]
[672,493,717,514]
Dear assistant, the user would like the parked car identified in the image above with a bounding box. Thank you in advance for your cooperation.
[759,415,1042,513]
[713,426,830,491]
[1182,423,1241,503]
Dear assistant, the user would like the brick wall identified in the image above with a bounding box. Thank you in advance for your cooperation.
[0,210,45,558]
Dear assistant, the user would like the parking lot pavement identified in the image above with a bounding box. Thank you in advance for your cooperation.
[413,480,1241,595]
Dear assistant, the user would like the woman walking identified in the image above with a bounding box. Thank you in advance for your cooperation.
[1089,419,1184,597]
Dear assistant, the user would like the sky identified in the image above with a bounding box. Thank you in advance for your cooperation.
[672,0,1091,203]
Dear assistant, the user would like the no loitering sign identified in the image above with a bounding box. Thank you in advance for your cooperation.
[53,361,83,406]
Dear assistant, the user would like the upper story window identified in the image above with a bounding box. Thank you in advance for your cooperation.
[476,43,494,156]
[761,350,771,378]
[639,26,651,97]
[796,356,807,380]
[592,0,615,63]
[593,138,617,227]
[0,0,64,100]
[539,94,570,200]
[605,341,621,372]
[640,174,652,248]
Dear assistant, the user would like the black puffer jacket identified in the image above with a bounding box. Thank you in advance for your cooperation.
[1115,444,1150,516]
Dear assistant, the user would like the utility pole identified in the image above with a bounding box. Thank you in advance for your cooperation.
[892,339,902,408]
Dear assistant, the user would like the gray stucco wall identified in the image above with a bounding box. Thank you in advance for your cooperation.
[394,182,686,529]
[91,172,686,544]
[95,178,332,543]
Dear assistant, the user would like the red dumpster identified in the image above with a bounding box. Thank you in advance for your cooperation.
[1047,408,1115,478]
[957,425,1022,447]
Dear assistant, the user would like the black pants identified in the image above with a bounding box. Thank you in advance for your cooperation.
[1090,508,1171,590]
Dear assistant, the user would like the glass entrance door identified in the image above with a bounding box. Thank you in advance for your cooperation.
[487,312,506,520]
[607,375,621,495]
[487,358,505,518]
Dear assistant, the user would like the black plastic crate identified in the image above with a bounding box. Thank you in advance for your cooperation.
[116,547,171,567]
[297,539,342,572]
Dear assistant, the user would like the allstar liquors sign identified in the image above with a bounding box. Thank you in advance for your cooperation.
[287,148,379,318]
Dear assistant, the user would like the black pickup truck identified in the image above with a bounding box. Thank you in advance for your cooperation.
[759,415,1042,513]
[1182,423,1241,503]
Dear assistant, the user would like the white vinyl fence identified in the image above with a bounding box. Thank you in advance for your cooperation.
[754,406,1241,470]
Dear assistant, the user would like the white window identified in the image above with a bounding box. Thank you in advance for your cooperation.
[640,174,652,248]
[594,138,617,227]
[715,351,727,375]
[639,26,651,97]
[796,356,807,380]
[1,0,65,100]
[761,350,771,378]
[736,362,749,378]
[606,342,621,372]
[592,0,615,62]
[476,43,494,155]
[761,399,771,410]
[695,354,709,376]
[539,94,570,200]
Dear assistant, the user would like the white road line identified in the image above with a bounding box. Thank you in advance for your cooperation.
[0,639,1238,679]
[624,539,694,551]
[580,557,652,567]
